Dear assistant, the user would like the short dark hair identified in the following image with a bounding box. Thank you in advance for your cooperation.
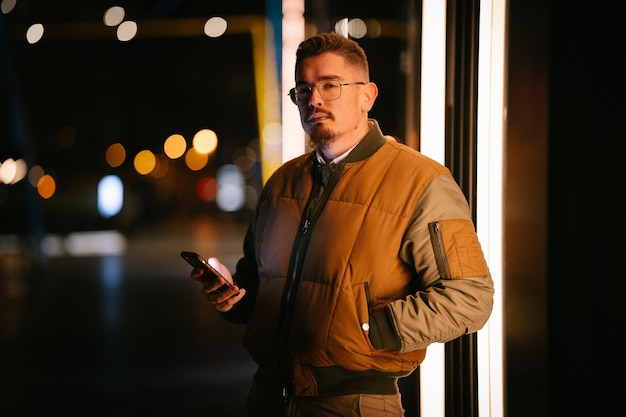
[295,32,370,81]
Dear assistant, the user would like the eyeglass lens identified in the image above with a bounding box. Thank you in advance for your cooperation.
[292,80,341,103]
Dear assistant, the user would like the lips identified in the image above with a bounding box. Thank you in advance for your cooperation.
[307,111,332,123]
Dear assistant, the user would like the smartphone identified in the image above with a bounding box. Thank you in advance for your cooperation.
[180,251,232,292]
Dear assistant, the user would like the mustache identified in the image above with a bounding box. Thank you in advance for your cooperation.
[306,109,333,121]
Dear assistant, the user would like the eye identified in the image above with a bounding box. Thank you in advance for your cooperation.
[296,85,312,96]
[320,81,340,92]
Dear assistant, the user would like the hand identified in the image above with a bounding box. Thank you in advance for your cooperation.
[191,257,246,313]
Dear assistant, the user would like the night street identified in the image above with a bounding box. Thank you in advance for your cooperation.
[0,217,256,416]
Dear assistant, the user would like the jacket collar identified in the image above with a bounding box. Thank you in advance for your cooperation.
[342,119,387,163]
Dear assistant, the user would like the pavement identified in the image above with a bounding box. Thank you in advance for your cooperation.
[0,216,257,416]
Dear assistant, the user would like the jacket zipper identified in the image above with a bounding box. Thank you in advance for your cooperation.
[429,221,451,279]
[277,161,343,399]
[301,219,310,234]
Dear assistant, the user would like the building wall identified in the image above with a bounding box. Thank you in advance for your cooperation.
[504,0,550,415]
[507,1,626,416]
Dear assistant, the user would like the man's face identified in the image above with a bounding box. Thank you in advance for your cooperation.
[295,52,366,147]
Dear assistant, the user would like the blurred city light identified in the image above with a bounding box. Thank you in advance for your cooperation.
[216,164,245,212]
[65,230,127,256]
[192,129,218,154]
[134,150,156,175]
[0,158,27,184]
[97,175,124,218]
[1,0,17,14]
[25,23,44,44]
[334,18,367,39]
[196,177,218,202]
[184,147,209,171]
[164,134,187,159]
[1,6,281,224]
[27,165,44,187]
[204,17,228,37]
[117,20,137,41]
[106,143,127,168]
[103,6,125,27]
[36,174,56,199]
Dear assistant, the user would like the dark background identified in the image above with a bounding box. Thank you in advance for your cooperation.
[0,0,411,235]
[2,1,626,416]
[0,1,415,416]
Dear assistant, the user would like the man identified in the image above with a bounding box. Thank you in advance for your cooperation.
[191,32,494,416]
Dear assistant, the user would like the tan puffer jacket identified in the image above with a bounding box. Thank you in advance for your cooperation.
[225,120,494,397]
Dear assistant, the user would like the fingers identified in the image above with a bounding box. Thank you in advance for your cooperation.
[188,257,241,313]
[190,267,205,281]
[204,285,245,313]
[199,275,232,294]
[213,288,246,313]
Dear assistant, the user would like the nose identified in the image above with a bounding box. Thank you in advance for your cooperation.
[308,86,323,107]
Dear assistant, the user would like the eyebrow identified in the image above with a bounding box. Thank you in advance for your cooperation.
[295,75,343,86]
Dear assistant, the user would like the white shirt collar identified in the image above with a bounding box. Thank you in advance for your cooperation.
[315,143,358,164]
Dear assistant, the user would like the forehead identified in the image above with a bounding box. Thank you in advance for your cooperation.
[296,52,354,81]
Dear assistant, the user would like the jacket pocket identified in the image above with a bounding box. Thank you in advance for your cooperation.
[428,219,488,279]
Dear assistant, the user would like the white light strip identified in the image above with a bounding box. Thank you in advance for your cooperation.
[419,1,447,416]
[420,342,446,416]
[419,0,447,164]
[282,0,306,163]
[476,0,506,416]
[43,230,128,257]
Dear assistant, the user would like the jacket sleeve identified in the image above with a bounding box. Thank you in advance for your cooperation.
[370,174,494,353]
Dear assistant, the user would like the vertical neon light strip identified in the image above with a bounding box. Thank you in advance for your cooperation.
[476,0,506,416]
[419,0,447,164]
[252,19,282,183]
[419,1,447,416]
[282,0,306,162]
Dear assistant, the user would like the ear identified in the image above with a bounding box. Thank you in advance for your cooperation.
[361,82,378,112]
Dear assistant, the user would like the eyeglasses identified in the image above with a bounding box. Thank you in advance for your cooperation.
[288,80,366,105]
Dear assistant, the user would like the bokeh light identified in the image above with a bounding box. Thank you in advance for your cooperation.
[28,165,44,187]
[37,174,56,199]
[164,134,187,159]
[133,150,156,175]
[184,147,209,171]
[0,158,27,184]
[1,0,17,14]
[103,6,125,27]
[98,175,124,218]
[117,20,137,41]
[196,177,218,202]
[204,17,228,37]
[26,23,44,44]
[192,129,218,154]
[216,164,245,212]
[334,18,367,39]
[106,143,126,168]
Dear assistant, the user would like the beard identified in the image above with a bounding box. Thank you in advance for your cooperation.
[305,110,337,148]
[308,125,336,148]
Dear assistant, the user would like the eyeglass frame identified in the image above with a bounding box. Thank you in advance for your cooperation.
[288,80,366,105]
